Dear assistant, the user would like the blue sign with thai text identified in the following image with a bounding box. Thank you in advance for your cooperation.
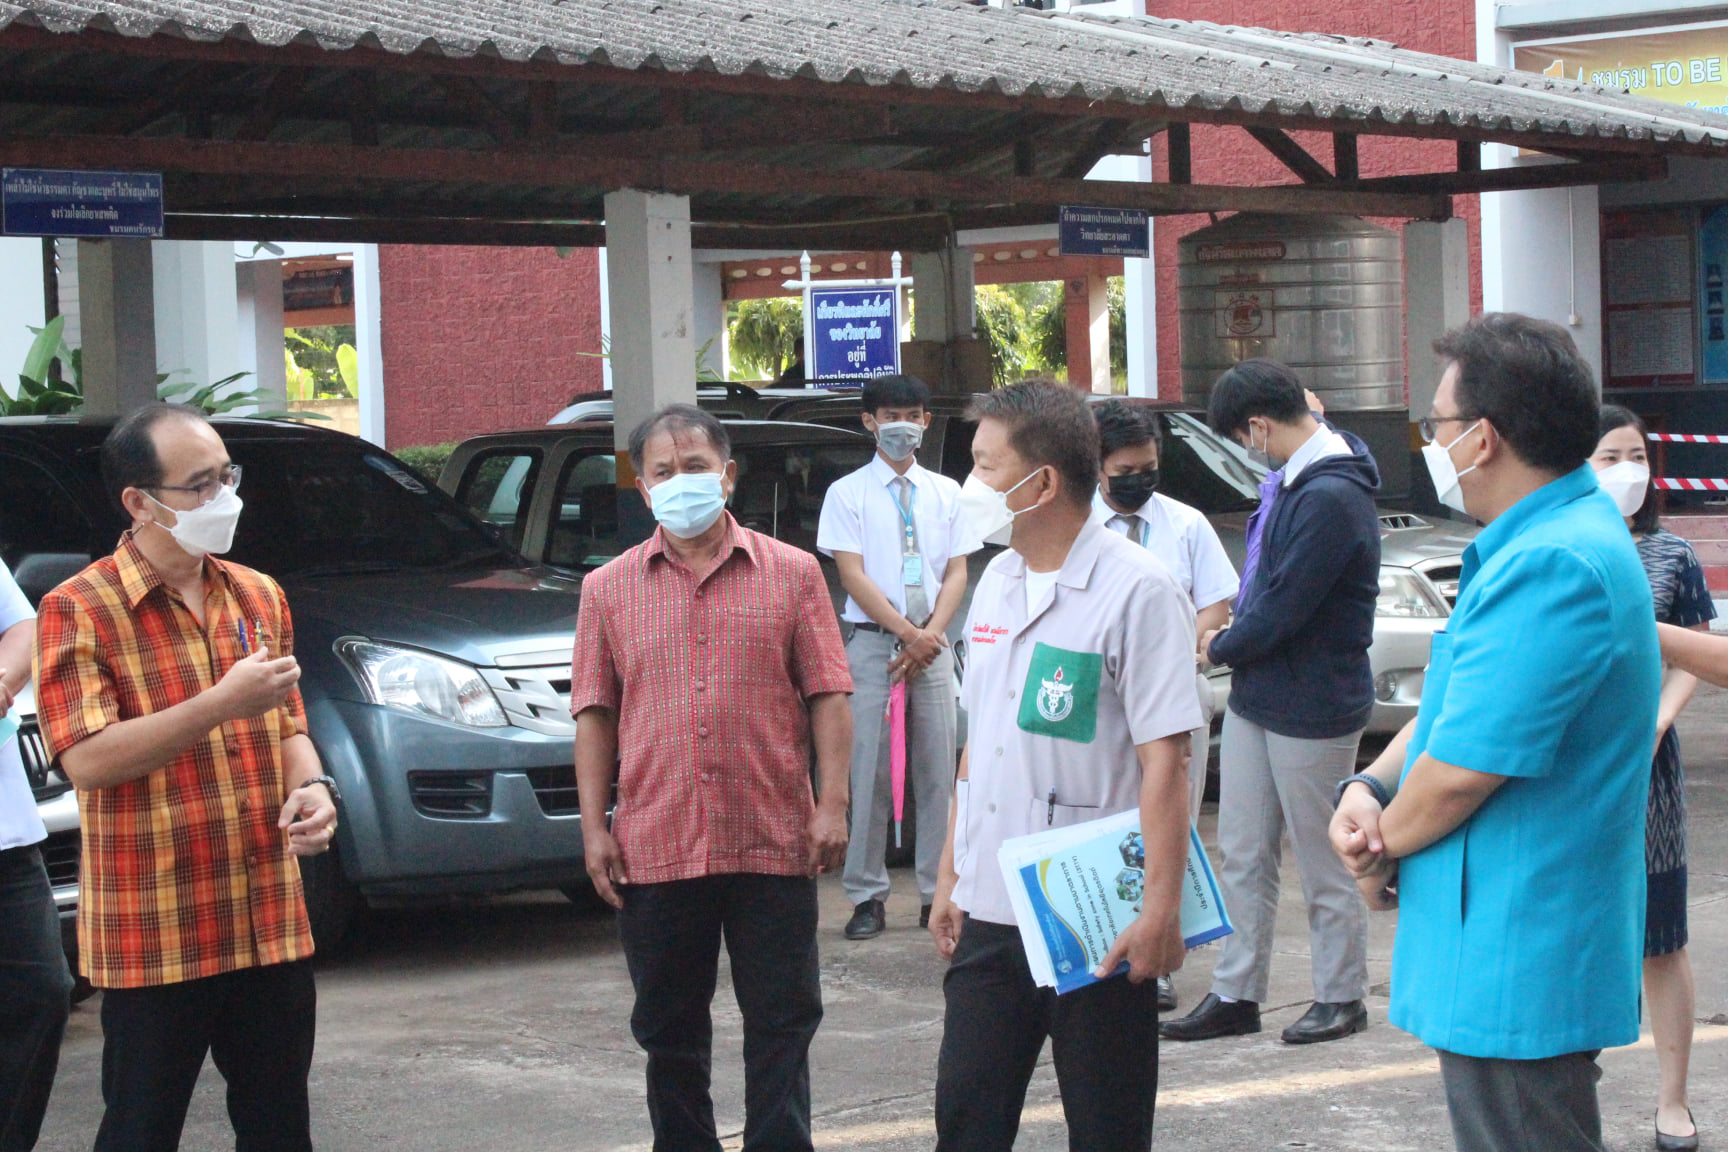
[1059,205,1149,258]
[810,287,900,382]
[2,168,164,239]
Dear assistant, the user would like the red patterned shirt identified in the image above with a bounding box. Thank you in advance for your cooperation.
[569,514,852,883]
[33,534,312,989]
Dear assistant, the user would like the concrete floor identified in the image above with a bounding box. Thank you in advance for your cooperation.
[33,685,1728,1151]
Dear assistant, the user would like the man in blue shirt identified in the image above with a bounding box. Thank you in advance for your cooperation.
[1331,313,1661,1152]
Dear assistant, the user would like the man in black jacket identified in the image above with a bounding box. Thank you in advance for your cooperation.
[1162,359,1381,1046]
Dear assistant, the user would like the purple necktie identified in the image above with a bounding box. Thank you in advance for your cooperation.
[1235,469,1283,613]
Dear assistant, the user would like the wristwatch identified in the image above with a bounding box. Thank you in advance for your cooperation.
[1333,773,1390,811]
[304,775,343,806]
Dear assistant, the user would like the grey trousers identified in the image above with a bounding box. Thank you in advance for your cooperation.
[1187,671,1216,827]
[1209,710,1367,1004]
[841,629,957,905]
[1438,1049,1604,1152]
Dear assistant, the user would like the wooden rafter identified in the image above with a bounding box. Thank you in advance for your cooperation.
[1166,123,1191,185]
[234,67,310,143]
[1245,126,1333,184]
[1333,133,1358,183]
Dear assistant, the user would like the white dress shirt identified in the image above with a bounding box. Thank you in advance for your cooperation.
[1090,490,1240,611]
[0,562,44,850]
[1281,424,1352,487]
[817,453,982,624]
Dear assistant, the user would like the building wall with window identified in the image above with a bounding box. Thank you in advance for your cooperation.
[379,245,605,450]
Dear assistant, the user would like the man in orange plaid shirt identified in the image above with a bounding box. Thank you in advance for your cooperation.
[33,404,338,1152]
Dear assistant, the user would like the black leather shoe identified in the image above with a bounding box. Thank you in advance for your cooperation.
[919,904,932,929]
[1280,1000,1369,1044]
[1656,1108,1699,1152]
[1155,976,1177,1013]
[1159,993,1260,1040]
[844,899,886,940]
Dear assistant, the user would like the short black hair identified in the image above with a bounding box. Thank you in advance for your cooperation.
[1206,358,1309,438]
[1434,313,1598,476]
[626,403,731,473]
[965,381,1098,508]
[100,403,210,508]
[1598,403,1660,535]
[1093,399,1162,461]
[861,374,930,415]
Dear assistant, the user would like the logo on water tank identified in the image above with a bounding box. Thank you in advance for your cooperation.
[1217,290,1274,338]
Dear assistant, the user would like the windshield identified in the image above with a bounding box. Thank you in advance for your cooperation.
[1157,412,1264,514]
[226,441,516,576]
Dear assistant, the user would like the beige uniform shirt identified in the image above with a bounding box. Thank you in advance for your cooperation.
[953,520,1203,926]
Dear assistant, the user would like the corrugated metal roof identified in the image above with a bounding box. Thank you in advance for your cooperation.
[0,0,1724,153]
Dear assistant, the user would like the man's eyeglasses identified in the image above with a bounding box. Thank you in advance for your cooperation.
[148,464,242,505]
[1417,414,1478,445]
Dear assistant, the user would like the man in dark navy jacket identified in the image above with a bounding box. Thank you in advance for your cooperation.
[1162,358,1382,1046]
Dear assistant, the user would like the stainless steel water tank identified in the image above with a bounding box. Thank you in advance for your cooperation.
[1178,214,1403,412]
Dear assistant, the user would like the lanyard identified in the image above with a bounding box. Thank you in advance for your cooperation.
[892,479,918,553]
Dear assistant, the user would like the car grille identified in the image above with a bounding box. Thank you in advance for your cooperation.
[525,764,580,815]
[1379,513,1430,532]
[1417,561,1463,608]
[407,771,493,818]
[41,830,79,891]
[481,654,575,737]
[18,721,72,803]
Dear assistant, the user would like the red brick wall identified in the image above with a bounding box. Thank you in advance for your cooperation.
[1149,2,1482,399]
[379,245,604,448]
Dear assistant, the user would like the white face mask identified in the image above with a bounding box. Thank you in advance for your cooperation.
[957,469,1044,548]
[147,486,243,558]
[874,421,924,462]
[1596,460,1651,519]
[1244,422,1275,471]
[647,470,727,539]
[1420,421,1482,517]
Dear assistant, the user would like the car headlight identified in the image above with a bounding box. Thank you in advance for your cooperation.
[1376,568,1447,619]
[336,639,508,728]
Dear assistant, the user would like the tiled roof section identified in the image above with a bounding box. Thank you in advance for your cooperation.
[1,0,1723,150]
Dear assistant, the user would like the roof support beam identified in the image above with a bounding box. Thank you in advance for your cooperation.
[1165,123,1191,184]
[1353,154,1666,195]
[235,67,310,143]
[0,132,1451,219]
[1245,126,1333,184]
[1333,134,1359,183]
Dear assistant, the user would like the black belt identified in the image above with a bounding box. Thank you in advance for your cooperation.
[853,622,884,633]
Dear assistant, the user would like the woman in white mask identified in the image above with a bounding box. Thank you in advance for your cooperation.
[1593,404,1710,1152]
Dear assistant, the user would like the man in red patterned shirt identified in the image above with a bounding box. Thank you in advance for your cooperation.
[33,404,338,1152]
[572,404,853,1152]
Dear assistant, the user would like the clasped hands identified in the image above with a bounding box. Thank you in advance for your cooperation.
[889,625,948,684]
[1329,782,1399,911]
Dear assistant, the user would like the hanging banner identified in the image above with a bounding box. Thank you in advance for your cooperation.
[809,288,901,381]
[1513,23,1728,115]
[1,168,164,238]
[1059,205,1150,259]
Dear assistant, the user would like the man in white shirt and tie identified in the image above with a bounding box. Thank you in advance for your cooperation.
[818,374,981,940]
[1089,399,1239,1013]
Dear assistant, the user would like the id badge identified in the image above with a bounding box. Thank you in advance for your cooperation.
[902,554,924,587]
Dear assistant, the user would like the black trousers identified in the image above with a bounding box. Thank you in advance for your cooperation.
[0,844,72,1152]
[616,874,822,1152]
[935,917,1160,1152]
[94,959,316,1152]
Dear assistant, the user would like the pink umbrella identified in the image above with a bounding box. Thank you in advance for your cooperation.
[887,679,908,848]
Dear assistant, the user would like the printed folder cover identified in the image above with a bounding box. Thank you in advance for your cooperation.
[998,809,1233,994]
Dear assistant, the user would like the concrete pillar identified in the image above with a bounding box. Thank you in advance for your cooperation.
[692,260,726,382]
[236,260,287,413]
[79,239,158,417]
[1404,218,1471,419]
[1087,151,1157,398]
[909,245,975,343]
[0,238,47,390]
[1065,274,1112,394]
[1481,183,1603,389]
[352,244,386,446]
[604,188,697,455]
[152,240,240,397]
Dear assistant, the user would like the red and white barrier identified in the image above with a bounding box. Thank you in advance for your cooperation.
[1656,478,1728,491]
[1649,433,1728,444]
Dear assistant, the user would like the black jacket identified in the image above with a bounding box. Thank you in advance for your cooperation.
[1209,431,1381,739]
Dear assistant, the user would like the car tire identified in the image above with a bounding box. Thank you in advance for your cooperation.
[300,845,362,954]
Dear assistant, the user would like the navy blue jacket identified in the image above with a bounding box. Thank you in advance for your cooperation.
[1209,431,1381,739]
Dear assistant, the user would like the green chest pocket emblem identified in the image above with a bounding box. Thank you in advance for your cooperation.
[1017,642,1103,744]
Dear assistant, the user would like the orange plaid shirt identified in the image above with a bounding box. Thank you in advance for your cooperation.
[32,533,313,988]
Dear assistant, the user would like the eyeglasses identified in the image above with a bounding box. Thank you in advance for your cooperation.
[148,464,242,505]
[1417,414,1478,445]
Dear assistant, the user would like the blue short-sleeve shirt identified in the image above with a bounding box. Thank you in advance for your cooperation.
[1389,465,1661,1059]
